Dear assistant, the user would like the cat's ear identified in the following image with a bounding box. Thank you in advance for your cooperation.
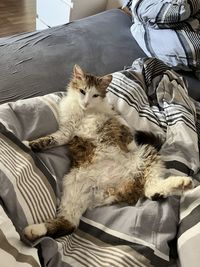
[99,75,112,90]
[73,64,84,80]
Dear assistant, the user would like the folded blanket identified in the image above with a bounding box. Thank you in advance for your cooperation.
[0,57,200,267]
[129,0,200,79]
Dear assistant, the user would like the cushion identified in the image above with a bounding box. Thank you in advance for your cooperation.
[0,92,69,236]
[130,0,200,79]
[132,0,200,27]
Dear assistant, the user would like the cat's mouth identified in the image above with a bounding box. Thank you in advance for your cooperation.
[80,104,86,110]
[80,103,89,110]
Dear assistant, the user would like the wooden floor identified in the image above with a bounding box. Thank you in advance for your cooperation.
[0,0,36,37]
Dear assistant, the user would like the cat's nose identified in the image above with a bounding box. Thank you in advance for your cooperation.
[84,102,88,108]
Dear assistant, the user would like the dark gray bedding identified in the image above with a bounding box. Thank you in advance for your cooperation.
[0,9,199,104]
[0,10,145,104]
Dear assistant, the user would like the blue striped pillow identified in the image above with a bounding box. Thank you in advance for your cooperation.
[131,0,200,79]
[133,0,200,27]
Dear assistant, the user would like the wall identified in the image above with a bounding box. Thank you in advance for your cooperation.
[70,0,107,20]
[106,0,125,10]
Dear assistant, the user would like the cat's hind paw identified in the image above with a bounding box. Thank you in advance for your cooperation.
[146,176,194,201]
[24,223,47,241]
[171,176,194,191]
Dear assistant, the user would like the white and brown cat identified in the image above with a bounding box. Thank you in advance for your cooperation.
[24,65,193,241]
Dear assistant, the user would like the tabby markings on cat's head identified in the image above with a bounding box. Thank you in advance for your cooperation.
[70,64,112,110]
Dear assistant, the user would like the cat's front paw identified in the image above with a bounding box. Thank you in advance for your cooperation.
[29,140,43,152]
[24,223,47,241]
[29,136,56,152]
[22,140,42,152]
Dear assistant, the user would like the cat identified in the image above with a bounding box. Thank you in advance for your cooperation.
[24,64,193,241]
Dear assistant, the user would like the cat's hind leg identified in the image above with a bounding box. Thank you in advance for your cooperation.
[24,216,75,241]
[144,176,194,200]
[24,168,91,241]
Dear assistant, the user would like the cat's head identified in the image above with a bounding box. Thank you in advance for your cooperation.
[69,65,112,110]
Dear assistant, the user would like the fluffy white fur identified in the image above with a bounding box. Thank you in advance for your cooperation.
[24,65,193,241]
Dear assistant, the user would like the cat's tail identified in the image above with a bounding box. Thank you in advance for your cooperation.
[134,130,164,151]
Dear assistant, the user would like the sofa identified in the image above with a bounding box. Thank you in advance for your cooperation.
[0,7,200,267]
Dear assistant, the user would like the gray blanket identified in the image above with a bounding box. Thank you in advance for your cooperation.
[0,57,199,267]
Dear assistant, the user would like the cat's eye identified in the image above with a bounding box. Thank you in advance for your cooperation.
[80,89,86,95]
[93,94,99,98]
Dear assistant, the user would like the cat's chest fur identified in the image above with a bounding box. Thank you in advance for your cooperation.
[74,112,110,140]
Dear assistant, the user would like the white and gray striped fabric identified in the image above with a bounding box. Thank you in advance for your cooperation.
[129,0,200,26]
[129,0,200,79]
[123,0,133,11]
[0,57,200,267]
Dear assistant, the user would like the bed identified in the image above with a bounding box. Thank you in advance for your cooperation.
[0,6,200,267]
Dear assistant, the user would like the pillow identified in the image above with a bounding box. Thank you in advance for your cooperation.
[132,0,200,27]
[131,1,200,79]
[0,92,70,236]
[0,205,40,265]
[0,122,57,233]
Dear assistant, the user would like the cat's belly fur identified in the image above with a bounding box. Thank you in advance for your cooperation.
[59,113,164,225]
[68,112,134,168]
[64,113,154,213]
[61,143,158,220]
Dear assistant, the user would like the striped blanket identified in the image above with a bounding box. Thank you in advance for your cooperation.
[0,57,200,267]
